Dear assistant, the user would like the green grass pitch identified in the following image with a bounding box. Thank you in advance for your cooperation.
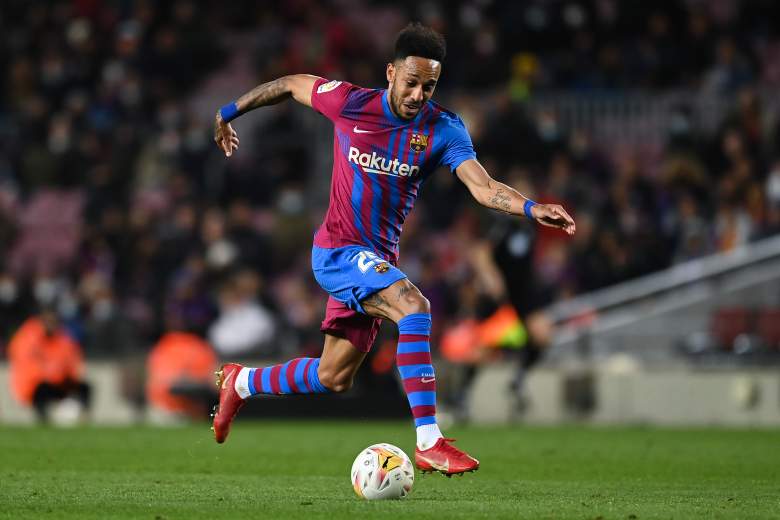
[1,421,778,519]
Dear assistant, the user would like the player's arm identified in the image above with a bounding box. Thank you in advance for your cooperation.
[455,158,576,235]
[214,74,320,156]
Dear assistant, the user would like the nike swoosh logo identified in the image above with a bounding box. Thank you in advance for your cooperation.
[419,454,449,472]
[221,370,234,390]
[353,125,376,134]
[421,377,436,384]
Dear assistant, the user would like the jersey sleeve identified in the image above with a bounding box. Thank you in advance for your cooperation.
[438,115,477,172]
[310,77,357,121]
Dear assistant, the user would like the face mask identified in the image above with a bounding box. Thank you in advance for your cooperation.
[538,118,559,142]
[767,168,780,204]
[92,299,114,321]
[34,278,59,305]
[0,279,17,303]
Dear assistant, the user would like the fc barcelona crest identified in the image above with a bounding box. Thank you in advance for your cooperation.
[409,133,429,153]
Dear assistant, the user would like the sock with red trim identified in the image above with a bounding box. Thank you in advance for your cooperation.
[234,358,328,398]
[396,313,443,450]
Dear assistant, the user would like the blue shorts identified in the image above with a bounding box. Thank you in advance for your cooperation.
[312,245,407,314]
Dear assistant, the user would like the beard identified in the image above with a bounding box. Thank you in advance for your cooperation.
[390,89,421,120]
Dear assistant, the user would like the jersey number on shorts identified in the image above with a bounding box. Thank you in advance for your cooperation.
[354,250,381,274]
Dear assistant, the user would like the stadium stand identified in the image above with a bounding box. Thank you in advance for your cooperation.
[2,2,780,417]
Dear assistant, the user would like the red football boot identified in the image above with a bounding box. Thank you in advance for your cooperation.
[415,438,479,476]
[211,363,246,444]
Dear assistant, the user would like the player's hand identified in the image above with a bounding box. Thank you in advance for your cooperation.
[214,112,240,157]
[530,203,576,235]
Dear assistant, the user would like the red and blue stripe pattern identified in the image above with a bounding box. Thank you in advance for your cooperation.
[248,357,327,395]
[396,313,437,427]
[339,98,438,263]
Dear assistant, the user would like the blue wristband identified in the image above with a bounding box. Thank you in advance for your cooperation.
[523,199,537,221]
[219,102,240,123]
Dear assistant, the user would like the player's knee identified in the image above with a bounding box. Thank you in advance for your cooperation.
[324,377,353,393]
[403,293,430,315]
[318,368,354,393]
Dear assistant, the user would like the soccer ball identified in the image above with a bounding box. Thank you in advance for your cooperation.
[350,443,415,500]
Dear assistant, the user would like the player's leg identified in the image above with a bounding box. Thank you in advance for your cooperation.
[213,242,387,444]
[229,333,366,397]
[362,278,479,475]
[226,294,375,396]
[361,280,440,444]
[317,334,367,392]
[212,305,375,444]
[212,334,363,443]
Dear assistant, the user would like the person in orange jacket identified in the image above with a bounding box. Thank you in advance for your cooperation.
[146,331,218,420]
[7,307,90,422]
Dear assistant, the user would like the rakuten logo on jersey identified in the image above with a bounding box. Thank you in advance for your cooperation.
[348,146,420,177]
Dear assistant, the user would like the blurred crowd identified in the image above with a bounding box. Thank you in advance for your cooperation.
[1,0,780,388]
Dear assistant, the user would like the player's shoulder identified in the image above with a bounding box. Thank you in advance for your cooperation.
[315,78,382,110]
[314,78,346,94]
[315,77,379,97]
[426,100,467,128]
[425,100,469,140]
[347,84,383,103]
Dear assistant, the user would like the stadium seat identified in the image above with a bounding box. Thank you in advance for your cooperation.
[710,307,753,351]
[755,309,780,351]
[8,190,84,275]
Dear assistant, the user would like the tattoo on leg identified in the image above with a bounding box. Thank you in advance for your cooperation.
[363,292,389,309]
[397,285,412,302]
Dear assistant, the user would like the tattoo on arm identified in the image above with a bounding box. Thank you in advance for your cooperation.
[237,77,291,111]
[488,188,512,213]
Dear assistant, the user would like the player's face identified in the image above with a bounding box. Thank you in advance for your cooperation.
[386,56,441,120]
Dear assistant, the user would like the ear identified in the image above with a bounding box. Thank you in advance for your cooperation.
[386,63,395,84]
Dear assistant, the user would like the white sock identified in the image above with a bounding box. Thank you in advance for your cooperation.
[416,423,443,450]
[234,367,252,399]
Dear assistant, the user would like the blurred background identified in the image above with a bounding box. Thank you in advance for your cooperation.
[1,0,780,426]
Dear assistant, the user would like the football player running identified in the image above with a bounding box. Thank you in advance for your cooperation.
[212,22,575,476]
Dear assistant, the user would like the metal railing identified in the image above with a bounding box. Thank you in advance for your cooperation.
[545,234,780,360]
[528,91,701,146]
[525,88,780,147]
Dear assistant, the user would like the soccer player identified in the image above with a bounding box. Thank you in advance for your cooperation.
[211,23,575,476]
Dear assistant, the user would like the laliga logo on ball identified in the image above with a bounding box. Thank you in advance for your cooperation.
[351,443,415,500]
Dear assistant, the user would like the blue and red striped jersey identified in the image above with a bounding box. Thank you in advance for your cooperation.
[310,77,476,263]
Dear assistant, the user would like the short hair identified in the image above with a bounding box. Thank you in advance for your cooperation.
[393,22,446,63]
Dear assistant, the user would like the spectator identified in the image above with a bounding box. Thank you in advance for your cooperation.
[208,270,276,357]
[0,0,779,373]
[7,307,90,424]
[146,330,217,422]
